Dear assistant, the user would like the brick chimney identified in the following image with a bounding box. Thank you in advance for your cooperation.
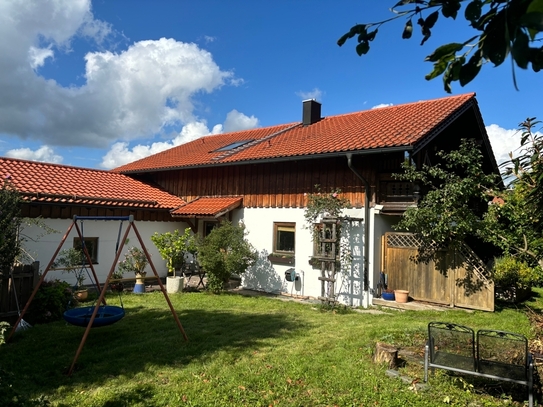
[302,99,321,126]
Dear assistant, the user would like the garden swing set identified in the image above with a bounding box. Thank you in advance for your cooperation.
[7,215,188,375]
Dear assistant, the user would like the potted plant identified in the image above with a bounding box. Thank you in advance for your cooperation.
[118,246,149,294]
[151,228,195,293]
[54,248,88,300]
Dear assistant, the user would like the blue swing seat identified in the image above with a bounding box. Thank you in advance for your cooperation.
[63,305,125,328]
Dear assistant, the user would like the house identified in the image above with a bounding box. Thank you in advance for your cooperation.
[1,93,499,307]
[0,159,186,286]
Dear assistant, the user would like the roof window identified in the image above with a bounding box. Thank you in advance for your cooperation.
[214,139,253,152]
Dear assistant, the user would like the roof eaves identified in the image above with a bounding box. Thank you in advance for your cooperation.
[119,146,414,174]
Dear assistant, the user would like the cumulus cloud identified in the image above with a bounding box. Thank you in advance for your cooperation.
[296,88,323,101]
[100,109,258,169]
[0,0,236,150]
[5,145,63,163]
[485,124,522,165]
[222,110,259,133]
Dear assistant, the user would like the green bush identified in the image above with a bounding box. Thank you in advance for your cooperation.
[492,256,541,288]
[0,321,10,346]
[26,280,74,325]
[196,221,257,292]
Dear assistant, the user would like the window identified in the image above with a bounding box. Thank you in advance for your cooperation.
[273,222,295,254]
[214,139,253,152]
[204,221,219,237]
[73,237,99,264]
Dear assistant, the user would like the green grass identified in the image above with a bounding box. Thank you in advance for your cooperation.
[1,288,542,406]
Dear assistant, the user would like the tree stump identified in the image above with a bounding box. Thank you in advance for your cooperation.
[373,342,399,369]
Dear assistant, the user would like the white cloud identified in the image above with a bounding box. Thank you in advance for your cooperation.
[28,46,54,69]
[296,88,323,101]
[223,110,259,133]
[372,103,393,109]
[5,145,63,163]
[100,109,258,169]
[0,0,237,150]
[485,124,522,165]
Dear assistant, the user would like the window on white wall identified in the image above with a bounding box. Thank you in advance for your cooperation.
[273,222,295,254]
[73,237,99,264]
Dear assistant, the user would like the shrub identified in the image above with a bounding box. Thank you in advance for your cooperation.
[492,257,541,288]
[26,280,74,325]
[196,221,257,292]
[0,321,10,346]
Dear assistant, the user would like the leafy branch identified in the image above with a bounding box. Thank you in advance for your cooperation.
[338,0,543,92]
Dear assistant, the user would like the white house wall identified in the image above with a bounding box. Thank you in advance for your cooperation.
[234,207,369,307]
[21,218,186,287]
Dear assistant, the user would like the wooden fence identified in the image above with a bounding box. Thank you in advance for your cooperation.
[383,233,494,311]
[0,262,39,321]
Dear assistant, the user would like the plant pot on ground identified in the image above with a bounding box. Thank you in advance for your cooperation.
[151,228,197,294]
[118,246,149,294]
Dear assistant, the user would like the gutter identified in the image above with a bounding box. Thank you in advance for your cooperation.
[346,153,370,305]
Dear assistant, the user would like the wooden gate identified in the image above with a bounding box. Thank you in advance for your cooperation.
[0,262,39,320]
[383,233,494,311]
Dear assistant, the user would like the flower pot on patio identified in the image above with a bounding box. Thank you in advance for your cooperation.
[394,290,409,303]
[133,273,146,294]
[381,291,395,301]
[166,275,184,293]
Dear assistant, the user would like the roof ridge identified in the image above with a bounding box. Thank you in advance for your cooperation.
[325,92,476,119]
[211,123,301,161]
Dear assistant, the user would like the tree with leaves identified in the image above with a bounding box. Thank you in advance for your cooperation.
[338,0,543,92]
[394,138,498,262]
[483,117,543,268]
[0,176,22,275]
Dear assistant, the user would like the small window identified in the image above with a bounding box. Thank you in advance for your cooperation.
[273,222,295,254]
[204,221,219,237]
[73,237,98,264]
[214,139,253,152]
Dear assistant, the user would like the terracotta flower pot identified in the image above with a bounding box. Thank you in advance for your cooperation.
[394,290,409,303]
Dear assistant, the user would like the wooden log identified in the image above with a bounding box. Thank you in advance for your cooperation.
[373,342,399,369]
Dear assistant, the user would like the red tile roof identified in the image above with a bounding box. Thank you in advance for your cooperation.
[0,158,185,209]
[115,93,477,173]
[171,197,243,217]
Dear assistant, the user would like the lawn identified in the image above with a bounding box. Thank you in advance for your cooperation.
[1,288,542,407]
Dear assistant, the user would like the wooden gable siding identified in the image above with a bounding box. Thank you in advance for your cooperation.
[148,156,382,208]
[20,203,177,222]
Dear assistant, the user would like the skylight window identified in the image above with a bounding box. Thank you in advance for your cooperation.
[214,139,253,152]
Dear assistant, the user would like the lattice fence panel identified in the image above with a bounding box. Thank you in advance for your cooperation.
[386,233,420,248]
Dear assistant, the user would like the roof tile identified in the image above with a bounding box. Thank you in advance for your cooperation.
[115,93,476,173]
[171,197,243,217]
[0,158,185,209]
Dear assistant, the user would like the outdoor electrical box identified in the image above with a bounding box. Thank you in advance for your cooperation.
[285,268,298,282]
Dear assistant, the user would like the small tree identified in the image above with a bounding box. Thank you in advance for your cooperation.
[0,176,22,275]
[394,139,498,262]
[196,220,257,293]
[151,228,196,277]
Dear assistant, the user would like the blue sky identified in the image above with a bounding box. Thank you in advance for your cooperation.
[1,0,542,169]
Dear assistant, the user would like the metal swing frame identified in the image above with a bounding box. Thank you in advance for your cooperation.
[7,215,188,375]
